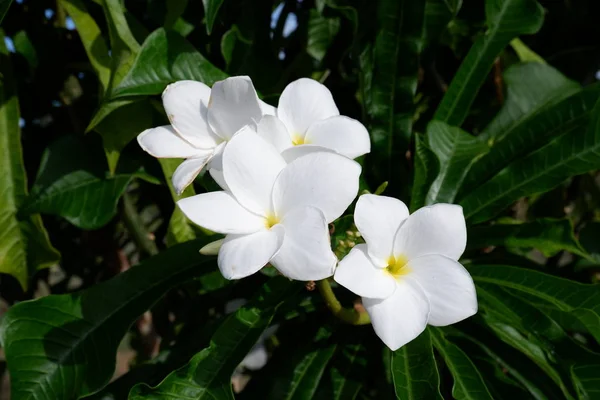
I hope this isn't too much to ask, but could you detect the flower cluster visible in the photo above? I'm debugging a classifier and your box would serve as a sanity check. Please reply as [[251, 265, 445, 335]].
[[137, 76, 477, 350]]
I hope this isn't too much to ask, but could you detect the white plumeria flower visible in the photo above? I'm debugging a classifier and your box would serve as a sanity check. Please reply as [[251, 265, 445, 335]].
[[177, 127, 361, 281], [256, 78, 371, 162], [334, 194, 477, 351], [137, 76, 275, 194]]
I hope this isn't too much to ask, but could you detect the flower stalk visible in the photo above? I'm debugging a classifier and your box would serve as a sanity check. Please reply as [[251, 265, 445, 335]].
[[317, 279, 371, 325]]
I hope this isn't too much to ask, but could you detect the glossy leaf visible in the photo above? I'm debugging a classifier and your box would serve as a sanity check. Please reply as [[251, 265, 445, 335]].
[[431, 328, 494, 400], [19, 136, 133, 230], [307, 9, 340, 62], [111, 28, 227, 98], [410, 134, 440, 211], [0, 238, 218, 400], [425, 121, 488, 204], [461, 97, 600, 223], [434, 0, 544, 126], [0, 30, 60, 289], [203, 0, 224, 34], [129, 277, 299, 400], [391, 329, 442, 399]]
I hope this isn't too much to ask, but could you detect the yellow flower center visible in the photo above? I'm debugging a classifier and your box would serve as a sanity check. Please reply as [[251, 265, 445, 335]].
[[386, 255, 410, 278], [291, 133, 308, 146], [264, 214, 280, 229]]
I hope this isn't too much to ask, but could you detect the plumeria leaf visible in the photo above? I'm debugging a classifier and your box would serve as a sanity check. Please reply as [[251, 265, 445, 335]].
[[307, 9, 341, 62], [571, 363, 600, 399], [430, 328, 494, 400], [460, 96, 600, 223], [0, 31, 60, 290], [314, 341, 366, 400], [203, 0, 225, 34], [391, 329, 443, 399], [129, 277, 299, 400], [410, 134, 440, 211], [433, 0, 544, 126], [0, 238, 218, 400], [111, 28, 226, 98]]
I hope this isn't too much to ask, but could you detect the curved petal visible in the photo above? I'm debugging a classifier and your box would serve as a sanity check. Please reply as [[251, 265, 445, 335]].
[[304, 116, 371, 159], [172, 153, 213, 195], [207, 76, 262, 139], [209, 168, 229, 191], [280, 144, 336, 163], [223, 127, 286, 215], [277, 78, 339, 136], [260, 100, 277, 116], [162, 81, 221, 148], [257, 115, 293, 153], [137, 126, 203, 158], [242, 343, 269, 371], [355, 194, 409, 266], [272, 152, 361, 223], [269, 206, 336, 281], [218, 225, 284, 280], [177, 191, 265, 234], [334, 244, 396, 299], [363, 278, 430, 351], [408, 255, 477, 326], [394, 204, 467, 261]]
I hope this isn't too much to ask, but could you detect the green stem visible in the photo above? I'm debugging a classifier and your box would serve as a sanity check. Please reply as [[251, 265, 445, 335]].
[[317, 279, 371, 325], [122, 192, 159, 257]]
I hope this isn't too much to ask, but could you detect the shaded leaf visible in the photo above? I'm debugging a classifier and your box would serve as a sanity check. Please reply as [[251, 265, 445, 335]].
[[203, 0, 225, 34], [307, 9, 341, 62], [0, 0, 12, 24], [315, 342, 366, 400], [410, 134, 440, 211]]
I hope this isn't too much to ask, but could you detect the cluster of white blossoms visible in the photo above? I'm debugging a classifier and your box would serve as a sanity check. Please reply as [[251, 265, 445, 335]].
[[137, 76, 477, 351]]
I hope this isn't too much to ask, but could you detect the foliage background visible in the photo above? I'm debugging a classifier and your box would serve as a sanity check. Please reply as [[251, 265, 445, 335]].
[[0, 0, 600, 399]]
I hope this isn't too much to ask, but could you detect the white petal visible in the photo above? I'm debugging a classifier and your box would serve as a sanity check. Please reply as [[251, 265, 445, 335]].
[[260, 100, 277, 116], [280, 144, 336, 163], [218, 226, 284, 280], [277, 78, 339, 136], [355, 194, 409, 265], [257, 115, 293, 153], [269, 206, 336, 281], [162, 81, 222, 148], [177, 191, 265, 234], [364, 278, 430, 351], [242, 343, 269, 371], [223, 127, 286, 215], [172, 154, 213, 195], [137, 126, 203, 158], [207, 76, 262, 139], [393, 204, 467, 261], [334, 244, 396, 299], [272, 152, 361, 223], [209, 168, 229, 191], [304, 116, 371, 159], [408, 255, 477, 326]]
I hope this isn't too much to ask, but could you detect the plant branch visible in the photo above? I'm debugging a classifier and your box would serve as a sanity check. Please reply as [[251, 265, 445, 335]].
[[122, 192, 159, 257], [317, 279, 371, 325]]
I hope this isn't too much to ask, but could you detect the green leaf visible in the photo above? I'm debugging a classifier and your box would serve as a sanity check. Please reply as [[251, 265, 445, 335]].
[[316, 342, 366, 400], [431, 328, 494, 400], [461, 96, 600, 223], [510, 38, 545, 64], [410, 134, 440, 211], [202, 0, 224, 34], [13, 30, 38, 70], [60, 0, 112, 92], [0, 238, 217, 400], [129, 276, 298, 400], [467, 218, 589, 258], [460, 83, 600, 199], [111, 28, 226, 98], [571, 363, 600, 399], [423, 0, 454, 45], [469, 265, 600, 342], [391, 329, 442, 399], [425, 121, 488, 204], [19, 136, 133, 230], [0, 29, 60, 290], [307, 9, 341, 62], [434, 0, 544, 126], [0, 0, 12, 24]]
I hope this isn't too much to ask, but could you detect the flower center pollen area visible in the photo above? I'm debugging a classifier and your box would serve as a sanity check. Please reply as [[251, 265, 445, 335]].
[[265, 214, 280, 229], [386, 255, 410, 278], [291, 133, 307, 146]]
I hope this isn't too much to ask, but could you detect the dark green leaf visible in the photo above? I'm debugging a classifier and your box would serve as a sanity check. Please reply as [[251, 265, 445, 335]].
[[461, 97, 600, 223], [111, 28, 226, 99], [431, 328, 494, 400], [307, 9, 341, 62], [425, 121, 488, 204], [0, 238, 217, 400], [0, 0, 12, 24], [0, 29, 60, 289], [434, 0, 544, 126], [571, 363, 600, 399], [315, 342, 366, 400], [423, 0, 454, 45], [202, 0, 224, 34], [12, 30, 38, 70], [391, 329, 442, 399], [410, 134, 440, 211], [129, 277, 299, 400]]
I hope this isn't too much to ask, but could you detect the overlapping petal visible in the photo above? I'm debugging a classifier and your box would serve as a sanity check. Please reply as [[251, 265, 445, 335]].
[[256, 115, 293, 153], [137, 126, 202, 158], [218, 225, 285, 280], [334, 244, 396, 299], [354, 195, 409, 266], [277, 78, 339, 137], [393, 204, 467, 261], [223, 127, 286, 215], [304, 116, 371, 159], [280, 145, 336, 163], [270, 206, 336, 281], [177, 191, 265, 234], [408, 255, 477, 326], [272, 152, 361, 223], [363, 278, 430, 351], [172, 153, 213, 195]]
